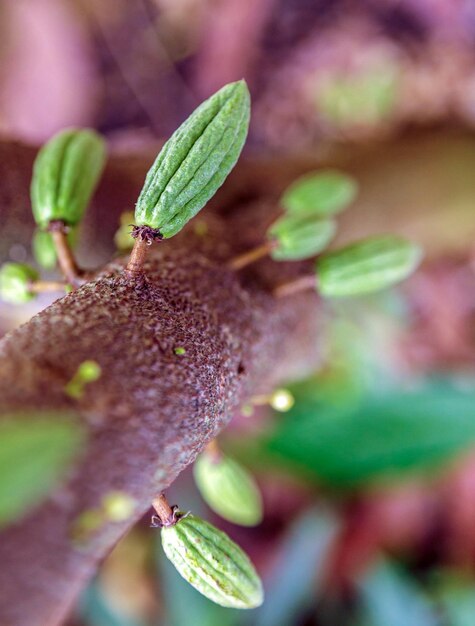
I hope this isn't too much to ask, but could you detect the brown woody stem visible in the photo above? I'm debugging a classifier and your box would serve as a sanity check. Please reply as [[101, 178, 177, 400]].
[[228, 240, 276, 270], [152, 493, 174, 523], [49, 222, 82, 287], [205, 439, 222, 462], [126, 238, 149, 276], [274, 275, 317, 298]]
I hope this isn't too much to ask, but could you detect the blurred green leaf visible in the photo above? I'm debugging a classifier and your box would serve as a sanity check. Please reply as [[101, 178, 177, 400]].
[[79, 582, 145, 626], [0, 412, 85, 528], [357, 560, 439, 626], [249, 508, 338, 626], [316, 65, 398, 127], [433, 572, 475, 626], [266, 382, 475, 487]]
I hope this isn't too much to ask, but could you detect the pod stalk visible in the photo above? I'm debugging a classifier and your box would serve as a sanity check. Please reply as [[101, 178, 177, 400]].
[[273, 274, 317, 298], [48, 221, 83, 287], [228, 240, 276, 271]]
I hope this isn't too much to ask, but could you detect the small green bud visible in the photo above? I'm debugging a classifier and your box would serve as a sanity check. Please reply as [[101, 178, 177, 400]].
[[0, 263, 38, 304], [101, 491, 136, 522], [317, 235, 423, 297], [135, 80, 250, 238], [268, 214, 336, 261], [114, 212, 135, 251], [270, 388, 295, 412], [161, 513, 264, 609], [194, 453, 263, 526], [31, 128, 106, 228], [281, 170, 357, 217], [174, 347, 186, 356], [65, 360, 102, 399]]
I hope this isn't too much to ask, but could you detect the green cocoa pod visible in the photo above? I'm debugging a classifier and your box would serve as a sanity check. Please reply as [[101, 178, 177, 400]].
[[268, 214, 336, 261], [194, 452, 263, 526], [31, 128, 106, 228], [317, 235, 423, 297], [281, 170, 357, 217], [0, 263, 38, 304], [32, 230, 57, 269], [135, 80, 250, 238], [161, 513, 263, 609]]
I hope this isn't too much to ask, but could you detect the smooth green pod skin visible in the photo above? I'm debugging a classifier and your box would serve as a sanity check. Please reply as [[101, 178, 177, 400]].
[[0, 263, 39, 304], [194, 453, 263, 527], [135, 80, 250, 238], [317, 235, 423, 297], [31, 128, 106, 228], [268, 214, 336, 261], [161, 514, 263, 609], [281, 170, 358, 217], [32, 230, 57, 269]]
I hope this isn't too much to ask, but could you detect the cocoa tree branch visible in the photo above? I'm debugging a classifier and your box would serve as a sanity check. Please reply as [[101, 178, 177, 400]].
[[0, 227, 321, 626], [2, 128, 475, 624]]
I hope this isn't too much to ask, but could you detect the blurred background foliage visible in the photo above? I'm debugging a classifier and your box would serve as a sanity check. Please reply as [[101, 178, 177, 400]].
[[3, 0, 475, 625]]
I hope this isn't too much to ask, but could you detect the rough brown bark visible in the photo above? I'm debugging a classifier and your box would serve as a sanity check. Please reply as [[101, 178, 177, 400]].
[[2, 128, 475, 625], [0, 145, 321, 626]]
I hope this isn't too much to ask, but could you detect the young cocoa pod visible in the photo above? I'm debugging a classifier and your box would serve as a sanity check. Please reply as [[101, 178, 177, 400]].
[[281, 169, 357, 217], [0, 263, 38, 304], [161, 513, 264, 609], [134, 80, 250, 238], [31, 128, 106, 228], [317, 235, 422, 297], [268, 214, 336, 261], [194, 452, 263, 526]]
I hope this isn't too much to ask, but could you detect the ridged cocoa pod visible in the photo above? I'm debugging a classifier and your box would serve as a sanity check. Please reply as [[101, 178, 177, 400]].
[[317, 235, 422, 297], [31, 128, 106, 228], [135, 80, 250, 238], [161, 514, 264, 609], [194, 452, 263, 526]]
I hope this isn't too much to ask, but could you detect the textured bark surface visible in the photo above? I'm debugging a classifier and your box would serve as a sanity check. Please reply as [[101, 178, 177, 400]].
[[2, 129, 475, 625], [0, 143, 321, 626]]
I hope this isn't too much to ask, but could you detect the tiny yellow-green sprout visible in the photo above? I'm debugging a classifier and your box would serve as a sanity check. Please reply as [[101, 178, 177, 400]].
[[0, 263, 39, 304], [317, 235, 423, 297], [267, 214, 336, 261], [193, 221, 209, 237], [174, 347, 186, 356], [161, 513, 264, 608], [194, 452, 263, 526], [270, 388, 295, 412], [102, 491, 136, 522], [65, 360, 102, 399], [114, 212, 135, 251], [31, 128, 106, 229], [71, 509, 104, 543], [241, 404, 254, 417], [281, 170, 358, 217]]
